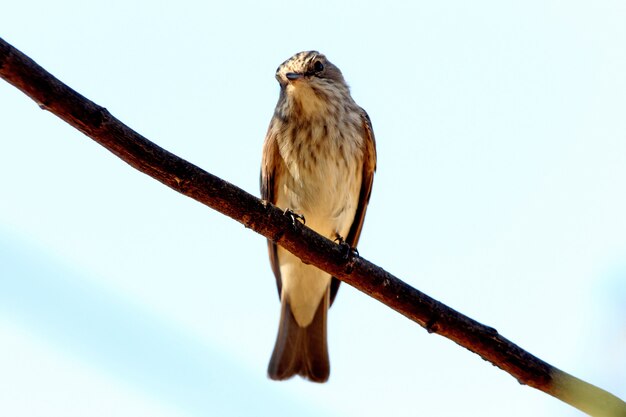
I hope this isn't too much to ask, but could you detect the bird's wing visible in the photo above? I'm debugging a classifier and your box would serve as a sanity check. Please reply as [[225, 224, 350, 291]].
[[261, 122, 285, 298], [346, 108, 377, 247]]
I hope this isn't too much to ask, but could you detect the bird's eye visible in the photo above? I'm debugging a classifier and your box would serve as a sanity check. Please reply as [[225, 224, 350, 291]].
[[313, 61, 324, 73]]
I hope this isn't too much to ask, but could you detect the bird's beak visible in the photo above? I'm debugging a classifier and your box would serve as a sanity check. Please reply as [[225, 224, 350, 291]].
[[286, 72, 303, 81]]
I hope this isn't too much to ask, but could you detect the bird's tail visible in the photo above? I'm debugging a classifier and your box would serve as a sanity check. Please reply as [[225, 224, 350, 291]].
[[268, 294, 330, 383]]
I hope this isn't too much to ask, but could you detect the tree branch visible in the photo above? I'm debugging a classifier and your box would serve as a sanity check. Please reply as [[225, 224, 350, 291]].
[[1, 37, 624, 417]]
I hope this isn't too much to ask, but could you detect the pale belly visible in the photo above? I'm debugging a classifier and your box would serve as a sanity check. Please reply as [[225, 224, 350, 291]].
[[275, 149, 363, 327]]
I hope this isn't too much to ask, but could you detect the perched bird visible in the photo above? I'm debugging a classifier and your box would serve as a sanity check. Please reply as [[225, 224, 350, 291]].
[[261, 51, 376, 382]]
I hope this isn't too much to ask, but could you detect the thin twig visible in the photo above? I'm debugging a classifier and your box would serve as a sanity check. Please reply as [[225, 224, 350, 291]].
[[1, 37, 624, 417]]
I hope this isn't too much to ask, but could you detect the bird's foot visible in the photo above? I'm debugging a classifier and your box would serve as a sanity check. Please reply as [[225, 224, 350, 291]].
[[334, 234, 359, 261], [284, 208, 306, 229]]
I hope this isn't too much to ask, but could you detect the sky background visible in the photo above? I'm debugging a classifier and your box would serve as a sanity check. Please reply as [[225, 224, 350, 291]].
[[1, 1, 625, 416]]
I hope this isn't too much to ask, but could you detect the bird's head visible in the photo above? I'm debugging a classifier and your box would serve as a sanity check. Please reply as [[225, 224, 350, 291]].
[[275, 51, 350, 116]]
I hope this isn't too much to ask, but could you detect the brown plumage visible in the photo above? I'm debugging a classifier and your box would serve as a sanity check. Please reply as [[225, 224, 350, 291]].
[[261, 51, 376, 382]]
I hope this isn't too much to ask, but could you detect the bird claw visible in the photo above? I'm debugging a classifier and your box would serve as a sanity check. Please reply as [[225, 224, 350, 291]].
[[284, 208, 305, 228], [334, 234, 359, 261]]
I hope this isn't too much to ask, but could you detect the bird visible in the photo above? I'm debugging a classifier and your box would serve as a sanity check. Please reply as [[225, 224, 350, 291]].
[[260, 51, 376, 382]]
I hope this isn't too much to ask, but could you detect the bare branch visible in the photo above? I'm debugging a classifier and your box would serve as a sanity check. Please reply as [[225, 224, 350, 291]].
[[1, 37, 624, 417]]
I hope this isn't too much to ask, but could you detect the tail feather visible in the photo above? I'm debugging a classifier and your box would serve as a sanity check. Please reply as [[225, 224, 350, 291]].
[[268, 295, 330, 383]]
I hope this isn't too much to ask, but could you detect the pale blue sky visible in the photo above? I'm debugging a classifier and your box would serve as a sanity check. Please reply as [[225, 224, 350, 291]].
[[1, 1, 625, 416]]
